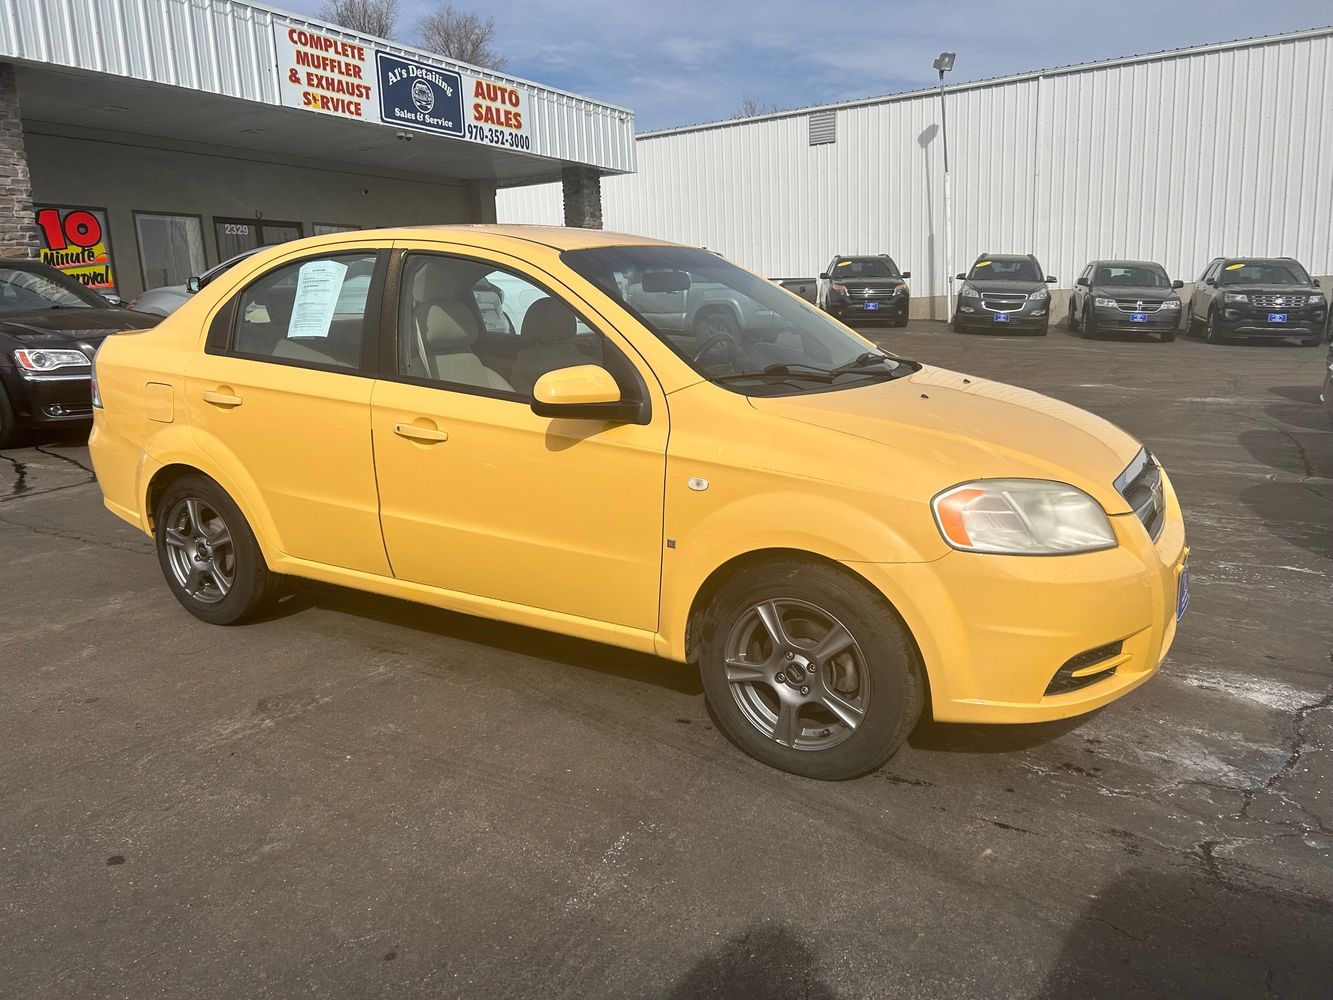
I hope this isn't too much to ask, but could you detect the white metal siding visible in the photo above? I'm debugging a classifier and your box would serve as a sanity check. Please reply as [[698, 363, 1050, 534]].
[[499, 28, 1333, 302], [0, 0, 636, 173]]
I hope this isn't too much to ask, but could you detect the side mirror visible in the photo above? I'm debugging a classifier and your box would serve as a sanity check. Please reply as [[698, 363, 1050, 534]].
[[955, 272, 966, 281], [1045, 276, 1057, 283], [641, 270, 690, 293], [901, 271, 912, 279], [102, 293, 123, 306], [1172, 279, 1184, 289], [531, 364, 636, 422], [186, 276, 202, 294], [818, 272, 830, 280], [1205, 277, 1216, 286], [1076, 277, 1090, 287]]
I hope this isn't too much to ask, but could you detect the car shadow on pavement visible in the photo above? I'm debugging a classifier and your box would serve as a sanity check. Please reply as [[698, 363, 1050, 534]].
[[907, 713, 1091, 754], [1237, 429, 1332, 480], [1237, 481, 1333, 561], [660, 923, 837, 1000], [262, 581, 704, 696], [1269, 384, 1325, 404], [1035, 866, 1333, 999]]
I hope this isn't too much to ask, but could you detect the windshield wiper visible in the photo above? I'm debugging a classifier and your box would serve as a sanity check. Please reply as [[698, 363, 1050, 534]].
[[828, 352, 921, 377], [712, 363, 837, 384]]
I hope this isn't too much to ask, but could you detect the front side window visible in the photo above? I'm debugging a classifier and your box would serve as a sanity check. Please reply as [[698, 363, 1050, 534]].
[[0, 265, 102, 313], [562, 245, 918, 396], [232, 252, 377, 369], [1220, 261, 1310, 286], [969, 258, 1042, 281], [398, 254, 605, 398], [136, 212, 206, 290]]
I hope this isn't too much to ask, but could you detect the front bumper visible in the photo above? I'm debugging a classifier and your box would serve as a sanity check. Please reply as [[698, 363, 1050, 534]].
[[0, 367, 95, 427], [832, 295, 908, 320], [955, 304, 1048, 330], [1218, 305, 1326, 338], [1091, 306, 1181, 333], [852, 470, 1187, 724]]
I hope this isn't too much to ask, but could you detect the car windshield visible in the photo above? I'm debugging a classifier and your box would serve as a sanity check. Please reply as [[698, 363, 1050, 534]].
[[562, 245, 917, 395], [0, 266, 100, 312], [969, 259, 1042, 281], [1094, 265, 1170, 288], [1220, 262, 1310, 285], [832, 258, 898, 278]]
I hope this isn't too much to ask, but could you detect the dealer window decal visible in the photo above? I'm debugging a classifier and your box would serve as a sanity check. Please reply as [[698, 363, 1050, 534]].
[[36, 205, 118, 294]]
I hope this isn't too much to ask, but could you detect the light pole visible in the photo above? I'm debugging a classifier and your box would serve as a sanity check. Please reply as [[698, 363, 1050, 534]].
[[933, 51, 956, 321]]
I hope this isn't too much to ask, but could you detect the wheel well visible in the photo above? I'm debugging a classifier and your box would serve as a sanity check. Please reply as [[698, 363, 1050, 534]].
[[683, 548, 932, 710], [692, 303, 741, 331], [145, 463, 210, 532]]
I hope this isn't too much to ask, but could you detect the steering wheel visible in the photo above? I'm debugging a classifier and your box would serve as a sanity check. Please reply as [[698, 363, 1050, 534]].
[[693, 332, 739, 366]]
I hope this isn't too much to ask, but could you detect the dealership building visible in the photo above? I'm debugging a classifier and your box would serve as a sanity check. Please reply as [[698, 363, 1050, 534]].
[[498, 27, 1333, 317], [0, 0, 633, 299]]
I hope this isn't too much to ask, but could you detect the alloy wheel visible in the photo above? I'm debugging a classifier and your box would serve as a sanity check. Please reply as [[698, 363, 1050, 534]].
[[723, 598, 870, 751], [162, 497, 236, 605]]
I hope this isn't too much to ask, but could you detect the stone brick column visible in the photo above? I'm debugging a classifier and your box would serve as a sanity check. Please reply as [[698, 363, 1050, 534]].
[[0, 64, 36, 258], [561, 165, 602, 229]]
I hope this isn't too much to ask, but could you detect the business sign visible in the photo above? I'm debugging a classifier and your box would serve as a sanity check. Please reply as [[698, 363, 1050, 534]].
[[35, 206, 118, 294], [273, 19, 532, 152], [376, 52, 464, 137], [274, 20, 375, 121]]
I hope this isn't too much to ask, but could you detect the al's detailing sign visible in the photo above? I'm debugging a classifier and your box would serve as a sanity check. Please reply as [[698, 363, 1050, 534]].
[[376, 53, 464, 137]]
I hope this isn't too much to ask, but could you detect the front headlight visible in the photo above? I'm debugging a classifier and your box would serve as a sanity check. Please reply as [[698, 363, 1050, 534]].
[[1161, 299, 1181, 309], [894, 283, 908, 295], [13, 348, 91, 372], [1224, 292, 1248, 304], [932, 480, 1116, 555], [1094, 297, 1117, 308], [1309, 293, 1325, 306], [831, 283, 849, 294], [960, 285, 979, 298], [1028, 289, 1049, 301]]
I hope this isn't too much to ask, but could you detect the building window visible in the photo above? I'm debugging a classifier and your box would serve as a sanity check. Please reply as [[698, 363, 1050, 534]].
[[134, 212, 205, 290], [214, 218, 305, 261], [313, 223, 359, 236]]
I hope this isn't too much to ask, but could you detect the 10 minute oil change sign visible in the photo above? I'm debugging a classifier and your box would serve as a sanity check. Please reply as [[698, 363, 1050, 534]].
[[375, 51, 531, 151]]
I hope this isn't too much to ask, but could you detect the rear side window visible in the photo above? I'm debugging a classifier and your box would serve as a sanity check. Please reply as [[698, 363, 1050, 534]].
[[232, 253, 378, 370]]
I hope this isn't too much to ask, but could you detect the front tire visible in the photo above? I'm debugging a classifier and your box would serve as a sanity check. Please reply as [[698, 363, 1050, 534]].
[[699, 560, 925, 780], [1204, 308, 1225, 344], [0, 381, 20, 450], [1082, 306, 1098, 339], [154, 474, 280, 625]]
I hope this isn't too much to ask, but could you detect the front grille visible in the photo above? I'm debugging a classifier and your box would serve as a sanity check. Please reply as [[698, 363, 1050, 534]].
[[1113, 298, 1165, 311], [1046, 640, 1124, 695], [981, 292, 1026, 312], [1115, 449, 1165, 541], [853, 287, 896, 298], [1251, 293, 1306, 308]]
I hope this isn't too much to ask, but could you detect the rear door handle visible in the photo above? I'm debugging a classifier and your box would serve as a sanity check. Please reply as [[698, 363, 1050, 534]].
[[202, 390, 243, 408], [394, 422, 449, 443]]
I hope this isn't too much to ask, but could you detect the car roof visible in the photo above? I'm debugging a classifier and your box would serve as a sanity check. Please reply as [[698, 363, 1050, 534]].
[[1090, 260, 1165, 269], [974, 253, 1036, 262], [353, 224, 676, 252]]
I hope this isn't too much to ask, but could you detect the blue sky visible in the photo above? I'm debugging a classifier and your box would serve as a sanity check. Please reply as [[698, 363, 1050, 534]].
[[277, 1, 1331, 130]]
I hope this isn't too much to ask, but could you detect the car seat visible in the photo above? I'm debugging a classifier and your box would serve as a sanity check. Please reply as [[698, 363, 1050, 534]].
[[510, 297, 587, 394]]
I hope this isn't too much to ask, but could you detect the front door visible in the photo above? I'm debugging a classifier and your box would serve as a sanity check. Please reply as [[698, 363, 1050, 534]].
[[370, 248, 669, 630], [184, 247, 390, 575]]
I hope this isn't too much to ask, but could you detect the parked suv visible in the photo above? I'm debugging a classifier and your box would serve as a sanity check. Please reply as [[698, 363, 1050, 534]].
[[1067, 260, 1184, 342], [89, 226, 1187, 781], [1186, 257, 1326, 345], [0, 258, 157, 448], [953, 254, 1056, 334], [817, 255, 911, 327]]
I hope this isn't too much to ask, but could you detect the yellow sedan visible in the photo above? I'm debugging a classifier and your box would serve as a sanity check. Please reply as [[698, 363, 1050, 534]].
[[88, 226, 1188, 779]]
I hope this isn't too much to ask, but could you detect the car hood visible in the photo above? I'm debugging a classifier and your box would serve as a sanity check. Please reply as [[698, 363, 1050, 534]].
[[964, 278, 1046, 294], [748, 366, 1143, 512], [0, 308, 159, 344], [1220, 284, 1320, 296], [1091, 284, 1177, 299], [833, 278, 904, 288]]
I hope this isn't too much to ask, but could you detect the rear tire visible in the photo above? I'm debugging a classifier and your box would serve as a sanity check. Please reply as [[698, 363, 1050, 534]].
[[153, 474, 281, 625], [0, 382, 20, 450], [1066, 301, 1079, 332], [698, 559, 925, 780]]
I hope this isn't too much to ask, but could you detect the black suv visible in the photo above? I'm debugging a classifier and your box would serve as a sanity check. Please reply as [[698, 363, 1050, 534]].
[[1186, 257, 1326, 345], [1067, 260, 1184, 342], [0, 259, 158, 448], [953, 254, 1056, 334], [817, 255, 911, 327]]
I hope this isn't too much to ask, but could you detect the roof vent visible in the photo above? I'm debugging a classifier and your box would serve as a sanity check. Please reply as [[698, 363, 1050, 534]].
[[808, 110, 837, 145]]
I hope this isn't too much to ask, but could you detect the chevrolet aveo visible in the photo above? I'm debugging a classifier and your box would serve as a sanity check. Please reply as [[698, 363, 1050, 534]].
[[89, 226, 1188, 780]]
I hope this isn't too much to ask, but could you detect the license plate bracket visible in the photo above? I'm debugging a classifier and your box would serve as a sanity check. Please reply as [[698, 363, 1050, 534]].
[[993, 313, 1010, 323], [863, 301, 879, 311], [1176, 563, 1191, 621], [1268, 313, 1288, 323], [1130, 312, 1148, 323]]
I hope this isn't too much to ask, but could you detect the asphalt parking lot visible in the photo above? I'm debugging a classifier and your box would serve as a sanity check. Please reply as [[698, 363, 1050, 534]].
[[2, 321, 1330, 999]]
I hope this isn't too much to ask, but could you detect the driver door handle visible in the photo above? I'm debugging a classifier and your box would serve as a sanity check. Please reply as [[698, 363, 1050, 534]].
[[394, 423, 449, 443], [201, 390, 243, 408]]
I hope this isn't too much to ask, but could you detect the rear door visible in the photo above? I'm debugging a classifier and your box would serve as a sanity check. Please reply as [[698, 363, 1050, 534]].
[[184, 246, 390, 574]]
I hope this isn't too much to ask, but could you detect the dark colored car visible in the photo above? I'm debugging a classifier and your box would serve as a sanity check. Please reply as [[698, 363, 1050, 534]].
[[953, 254, 1056, 334], [0, 259, 158, 448], [1067, 260, 1184, 342], [1323, 344, 1333, 426], [817, 255, 911, 327], [1186, 257, 1327, 345]]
